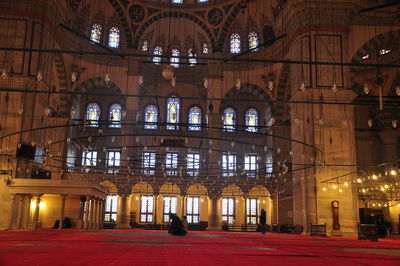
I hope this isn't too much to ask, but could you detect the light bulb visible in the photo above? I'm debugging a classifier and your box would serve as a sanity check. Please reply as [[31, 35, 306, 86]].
[[368, 119, 373, 128], [268, 80, 274, 91], [332, 83, 337, 92], [300, 82, 305, 91], [235, 79, 241, 89], [171, 76, 176, 87], [45, 107, 51, 116], [396, 85, 400, 96], [104, 73, 110, 84], [71, 72, 77, 83], [363, 83, 369, 94], [138, 75, 144, 86], [1, 69, 7, 79], [392, 120, 398, 128], [17, 107, 24, 116], [36, 71, 43, 82], [203, 78, 209, 89]]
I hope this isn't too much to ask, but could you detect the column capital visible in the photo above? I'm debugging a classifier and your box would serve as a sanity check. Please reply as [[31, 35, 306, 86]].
[[61, 194, 68, 199]]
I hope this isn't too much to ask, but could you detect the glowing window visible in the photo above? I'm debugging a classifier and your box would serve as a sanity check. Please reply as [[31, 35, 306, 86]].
[[222, 198, 235, 224], [188, 106, 202, 131], [165, 152, 178, 176], [248, 32, 259, 51], [106, 150, 121, 174], [246, 198, 258, 224], [153, 46, 162, 64], [222, 153, 236, 177], [82, 150, 97, 167], [198, 0, 208, 2], [187, 153, 200, 177], [172, 0, 183, 3], [230, 33, 241, 54], [244, 153, 258, 177], [90, 24, 102, 43], [166, 96, 180, 130], [140, 196, 153, 223], [86, 103, 101, 127], [108, 27, 120, 48], [142, 40, 149, 52], [188, 48, 197, 66], [186, 197, 200, 223], [245, 108, 258, 132], [223, 107, 236, 132], [108, 103, 122, 128], [170, 48, 180, 68], [163, 196, 178, 222], [142, 151, 156, 175], [104, 195, 118, 222], [144, 105, 158, 130], [202, 43, 209, 54]]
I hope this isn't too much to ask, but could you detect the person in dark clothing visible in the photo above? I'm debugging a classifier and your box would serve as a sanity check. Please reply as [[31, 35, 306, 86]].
[[259, 209, 267, 234], [168, 214, 186, 236]]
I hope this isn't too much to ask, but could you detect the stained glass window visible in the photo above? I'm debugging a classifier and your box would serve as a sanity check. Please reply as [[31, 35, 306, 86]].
[[245, 108, 258, 132], [144, 105, 158, 130], [166, 96, 180, 130], [188, 48, 197, 66], [188, 106, 202, 131], [86, 103, 101, 127], [108, 103, 122, 128], [170, 48, 180, 68], [202, 43, 209, 54], [153, 46, 162, 64], [223, 107, 236, 132], [90, 24, 102, 43], [248, 32, 259, 51], [230, 33, 241, 54], [108, 27, 120, 48], [142, 40, 149, 52]]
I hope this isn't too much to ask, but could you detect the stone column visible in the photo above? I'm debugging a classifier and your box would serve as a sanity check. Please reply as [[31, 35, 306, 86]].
[[96, 199, 101, 230], [58, 195, 67, 230], [16, 195, 24, 229], [89, 197, 95, 230], [93, 199, 98, 230], [23, 194, 32, 229], [153, 194, 158, 225], [116, 194, 130, 229], [8, 194, 16, 229], [99, 199, 104, 230], [243, 196, 247, 226], [207, 196, 221, 230], [380, 130, 400, 234], [84, 196, 90, 230], [32, 194, 42, 230]]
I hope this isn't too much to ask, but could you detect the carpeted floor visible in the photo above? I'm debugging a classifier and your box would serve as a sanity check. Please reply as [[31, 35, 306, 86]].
[[0, 229, 399, 265]]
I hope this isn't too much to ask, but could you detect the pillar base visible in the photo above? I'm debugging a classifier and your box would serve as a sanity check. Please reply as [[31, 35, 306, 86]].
[[115, 224, 131, 229], [207, 226, 221, 231], [332, 229, 343, 237]]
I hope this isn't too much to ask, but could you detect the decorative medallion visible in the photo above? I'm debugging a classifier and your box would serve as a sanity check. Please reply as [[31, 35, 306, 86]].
[[207, 8, 223, 26], [129, 5, 145, 23]]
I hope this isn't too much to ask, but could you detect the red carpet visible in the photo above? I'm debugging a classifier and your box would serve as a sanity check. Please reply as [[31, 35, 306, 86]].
[[0, 229, 399, 265]]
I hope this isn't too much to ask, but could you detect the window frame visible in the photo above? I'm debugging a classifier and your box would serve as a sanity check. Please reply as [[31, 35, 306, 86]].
[[166, 95, 180, 130], [85, 102, 101, 128], [104, 194, 118, 222], [188, 105, 202, 131], [165, 152, 179, 176], [246, 198, 259, 225], [187, 153, 200, 176], [144, 104, 159, 130], [140, 195, 154, 223], [153, 46, 163, 64], [186, 196, 200, 224], [142, 151, 156, 176], [223, 107, 236, 132], [108, 102, 122, 128], [230, 33, 241, 54], [245, 108, 259, 133], [244, 153, 259, 178], [106, 149, 121, 174], [222, 152, 237, 177], [222, 197, 235, 224], [90, 24, 102, 44], [108, 27, 120, 48], [163, 196, 178, 223], [248, 31, 259, 51]]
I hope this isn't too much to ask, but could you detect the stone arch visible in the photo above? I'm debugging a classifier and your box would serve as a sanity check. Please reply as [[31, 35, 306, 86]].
[[133, 11, 216, 49], [100, 181, 118, 193], [131, 182, 154, 194], [107, 0, 133, 47], [221, 184, 243, 197], [186, 183, 208, 195], [159, 182, 181, 195], [248, 185, 270, 198]]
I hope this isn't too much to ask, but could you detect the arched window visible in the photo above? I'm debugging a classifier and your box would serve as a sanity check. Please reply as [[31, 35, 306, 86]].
[[142, 40, 149, 52], [108, 27, 120, 48], [86, 103, 101, 127], [188, 106, 202, 131], [188, 48, 197, 66], [202, 42, 209, 54], [248, 32, 259, 51], [109, 103, 122, 128], [198, 0, 208, 2], [144, 105, 158, 130], [170, 49, 180, 68], [166, 96, 180, 130], [223, 107, 236, 132], [230, 33, 241, 54], [172, 0, 183, 3], [90, 24, 102, 43], [245, 108, 258, 132], [153, 46, 162, 64]]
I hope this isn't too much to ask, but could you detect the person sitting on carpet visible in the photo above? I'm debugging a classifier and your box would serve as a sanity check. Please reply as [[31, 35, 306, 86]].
[[168, 213, 186, 236]]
